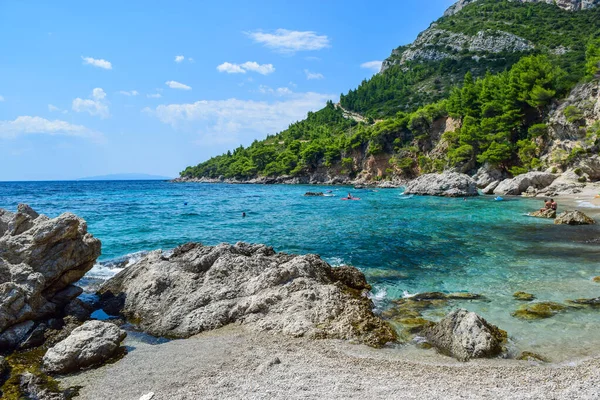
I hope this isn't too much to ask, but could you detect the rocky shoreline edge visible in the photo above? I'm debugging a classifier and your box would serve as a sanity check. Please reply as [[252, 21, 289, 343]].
[[2, 202, 600, 399], [172, 166, 600, 199]]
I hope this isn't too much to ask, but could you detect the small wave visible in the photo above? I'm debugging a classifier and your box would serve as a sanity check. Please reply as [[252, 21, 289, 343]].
[[326, 256, 345, 267], [398, 194, 414, 200], [368, 287, 388, 312], [402, 290, 416, 299], [86, 250, 149, 280], [576, 201, 600, 209]]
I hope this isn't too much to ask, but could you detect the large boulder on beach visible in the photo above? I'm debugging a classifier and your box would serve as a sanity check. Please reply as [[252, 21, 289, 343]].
[[554, 210, 595, 225], [403, 172, 478, 197], [0, 205, 101, 349], [493, 172, 557, 196], [99, 242, 397, 348], [422, 309, 506, 362], [43, 320, 126, 374]]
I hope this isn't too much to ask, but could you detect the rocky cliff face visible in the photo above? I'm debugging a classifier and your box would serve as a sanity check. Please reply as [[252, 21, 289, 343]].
[[381, 28, 533, 72], [444, 0, 600, 16]]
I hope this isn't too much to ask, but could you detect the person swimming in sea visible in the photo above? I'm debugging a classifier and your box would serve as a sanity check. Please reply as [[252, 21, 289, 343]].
[[242, 212, 246, 218]]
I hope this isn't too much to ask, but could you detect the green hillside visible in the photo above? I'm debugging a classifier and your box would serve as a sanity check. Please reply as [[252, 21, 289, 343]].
[[181, 0, 600, 181]]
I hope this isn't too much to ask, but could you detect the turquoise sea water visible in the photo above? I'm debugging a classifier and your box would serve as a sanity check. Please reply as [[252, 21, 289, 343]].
[[1, 180, 599, 361]]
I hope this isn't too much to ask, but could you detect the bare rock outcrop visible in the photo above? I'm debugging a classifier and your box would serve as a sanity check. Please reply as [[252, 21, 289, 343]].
[[554, 210, 596, 225], [0, 205, 101, 350], [422, 309, 506, 362], [403, 172, 479, 197], [445, 0, 600, 16], [99, 242, 396, 348], [43, 320, 126, 374], [493, 172, 557, 195]]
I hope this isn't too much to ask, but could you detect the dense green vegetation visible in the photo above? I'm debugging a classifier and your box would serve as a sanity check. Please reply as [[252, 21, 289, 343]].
[[340, 0, 600, 118], [181, 0, 600, 181]]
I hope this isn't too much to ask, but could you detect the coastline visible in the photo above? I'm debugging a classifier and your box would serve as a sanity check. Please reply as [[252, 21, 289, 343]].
[[60, 325, 600, 400], [170, 175, 406, 188]]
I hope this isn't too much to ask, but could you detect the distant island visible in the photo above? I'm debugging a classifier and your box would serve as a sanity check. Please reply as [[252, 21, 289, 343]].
[[78, 173, 173, 181]]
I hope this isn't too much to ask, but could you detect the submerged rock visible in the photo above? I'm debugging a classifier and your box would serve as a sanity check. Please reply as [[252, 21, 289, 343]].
[[0, 205, 101, 350], [304, 192, 324, 197], [422, 309, 506, 362], [493, 172, 557, 196], [512, 302, 566, 320], [99, 242, 396, 348], [567, 297, 600, 307], [513, 292, 536, 301], [517, 351, 550, 363], [554, 210, 595, 225], [593, 276, 600, 283], [42, 320, 126, 374], [529, 209, 556, 219], [403, 172, 479, 197]]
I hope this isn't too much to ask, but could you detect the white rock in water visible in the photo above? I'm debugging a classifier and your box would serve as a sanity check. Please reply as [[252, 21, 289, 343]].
[[422, 309, 506, 362]]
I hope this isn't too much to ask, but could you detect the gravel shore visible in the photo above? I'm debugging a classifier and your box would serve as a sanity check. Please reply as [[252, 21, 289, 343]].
[[60, 325, 600, 400]]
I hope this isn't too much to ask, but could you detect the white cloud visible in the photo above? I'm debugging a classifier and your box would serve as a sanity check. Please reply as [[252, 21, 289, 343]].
[[175, 55, 185, 63], [119, 90, 139, 96], [304, 69, 324, 80], [217, 61, 275, 75], [147, 91, 332, 146], [81, 56, 112, 70], [0, 116, 103, 142], [147, 93, 162, 98], [72, 88, 110, 118], [188, 57, 195, 63], [246, 29, 330, 53], [92, 88, 106, 100], [0, 95, 4, 102], [48, 104, 60, 112], [360, 60, 383, 72], [165, 80, 192, 90], [258, 85, 293, 96], [217, 62, 245, 74]]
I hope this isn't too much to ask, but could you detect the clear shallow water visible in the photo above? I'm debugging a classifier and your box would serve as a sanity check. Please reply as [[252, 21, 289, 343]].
[[1, 180, 599, 361]]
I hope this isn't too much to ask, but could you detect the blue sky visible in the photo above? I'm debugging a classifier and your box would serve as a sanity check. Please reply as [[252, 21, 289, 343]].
[[0, 0, 455, 181]]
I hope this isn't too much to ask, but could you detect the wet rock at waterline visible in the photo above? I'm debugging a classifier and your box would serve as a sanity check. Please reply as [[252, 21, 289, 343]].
[[512, 302, 566, 320], [99, 242, 397, 348], [529, 209, 556, 219], [554, 210, 596, 225], [403, 172, 479, 197], [567, 297, 600, 307], [43, 320, 127, 374], [421, 309, 507, 362], [0, 204, 101, 350], [513, 292, 536, 301], [517, 351, 550, 363]]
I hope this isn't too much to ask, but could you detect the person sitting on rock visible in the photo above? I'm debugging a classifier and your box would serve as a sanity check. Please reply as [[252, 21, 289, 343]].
[[540, 199, 552, 212], [550, 199, 557, 211]]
